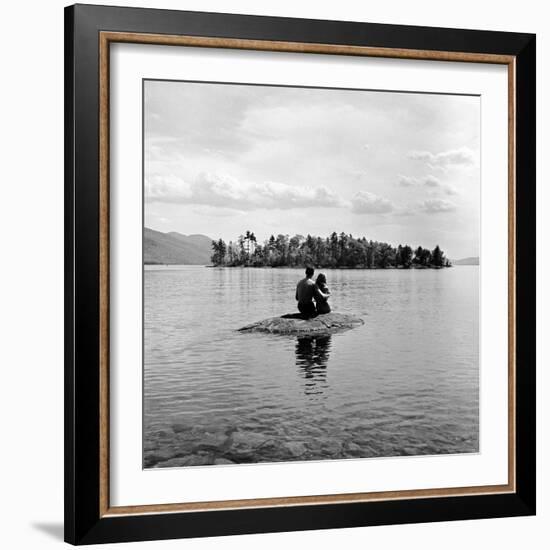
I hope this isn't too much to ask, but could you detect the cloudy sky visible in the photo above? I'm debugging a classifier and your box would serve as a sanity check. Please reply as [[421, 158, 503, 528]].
[[144, 79, 480, 259]]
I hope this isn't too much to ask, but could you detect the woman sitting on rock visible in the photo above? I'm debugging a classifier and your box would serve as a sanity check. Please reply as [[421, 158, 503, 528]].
[[314, 273, 331, 314]]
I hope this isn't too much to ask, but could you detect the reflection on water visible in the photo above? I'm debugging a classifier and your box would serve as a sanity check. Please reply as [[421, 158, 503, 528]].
[[143, 266, 479, 468], [295, 336, 331, 396]]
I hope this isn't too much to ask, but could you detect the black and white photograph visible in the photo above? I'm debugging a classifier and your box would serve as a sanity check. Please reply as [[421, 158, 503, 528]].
[[143, 79, 480, 469]]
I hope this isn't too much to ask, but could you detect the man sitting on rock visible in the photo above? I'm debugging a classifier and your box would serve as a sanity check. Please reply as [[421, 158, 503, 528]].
[[295, 266, 329, 319]]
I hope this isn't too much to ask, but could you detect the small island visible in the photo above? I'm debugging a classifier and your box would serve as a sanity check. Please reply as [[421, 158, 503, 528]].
[[211, 230, 450, 269], [239, 312, 364, 336]]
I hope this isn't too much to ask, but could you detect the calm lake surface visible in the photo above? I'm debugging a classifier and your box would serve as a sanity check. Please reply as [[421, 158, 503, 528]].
[[144, 266, 479, 468]]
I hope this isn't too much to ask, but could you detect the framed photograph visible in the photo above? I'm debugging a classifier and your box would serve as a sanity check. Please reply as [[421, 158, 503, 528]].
[[64, 4, 536, 545]]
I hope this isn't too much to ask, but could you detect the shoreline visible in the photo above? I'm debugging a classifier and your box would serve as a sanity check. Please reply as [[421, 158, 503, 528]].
[[145, 263, 457, 269]]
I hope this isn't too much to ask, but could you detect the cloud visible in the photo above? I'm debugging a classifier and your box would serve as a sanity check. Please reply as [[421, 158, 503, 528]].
[[443, 185, 459, 196], [424, 175, 458, 195], [145, 172, 346, 210], [398, 174, 458, 195], [397, 175, 418, 187], [397, 174, 441, 187], [408, 147, 476, 169], [351, 191, 394, 214], [419, 198, 457, 213], [423, 175, 441, 187]]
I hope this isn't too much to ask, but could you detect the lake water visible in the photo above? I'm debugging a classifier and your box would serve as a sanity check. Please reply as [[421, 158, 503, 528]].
[[144, 266, 479, 468]]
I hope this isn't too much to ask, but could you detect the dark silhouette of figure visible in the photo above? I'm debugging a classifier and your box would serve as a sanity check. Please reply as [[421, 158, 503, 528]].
[[314, 272, 331, 314], [295, 267, 330, 318]]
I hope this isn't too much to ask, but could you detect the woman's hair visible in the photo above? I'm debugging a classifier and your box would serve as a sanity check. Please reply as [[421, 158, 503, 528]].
[[316, 273, 327, 286]]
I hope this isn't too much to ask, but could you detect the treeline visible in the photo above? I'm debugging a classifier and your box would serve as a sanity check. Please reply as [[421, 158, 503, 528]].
[[211, 231, 451, 269]]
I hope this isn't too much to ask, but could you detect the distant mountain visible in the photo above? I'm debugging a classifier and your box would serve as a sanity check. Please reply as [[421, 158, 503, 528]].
[[452, 257, 479, 265], [166, 232, 213, 251], [144, 228, 213, 265]]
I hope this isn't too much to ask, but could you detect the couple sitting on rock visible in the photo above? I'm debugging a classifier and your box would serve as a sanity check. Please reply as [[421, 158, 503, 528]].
[[295, 266, 331, 318]]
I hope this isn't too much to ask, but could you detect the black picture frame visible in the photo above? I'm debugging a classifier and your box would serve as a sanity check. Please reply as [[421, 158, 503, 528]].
[[65, 3, 536, 545]]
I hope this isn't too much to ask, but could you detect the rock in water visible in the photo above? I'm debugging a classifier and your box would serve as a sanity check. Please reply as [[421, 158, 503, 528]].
[[238, 312, 364, 336]]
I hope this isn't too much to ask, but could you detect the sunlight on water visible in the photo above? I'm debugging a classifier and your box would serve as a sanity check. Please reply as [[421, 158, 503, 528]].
[[144, 266, 479, 468]]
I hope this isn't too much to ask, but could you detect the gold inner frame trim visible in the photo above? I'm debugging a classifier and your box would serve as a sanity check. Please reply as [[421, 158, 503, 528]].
[[98, 31, 516, 518]]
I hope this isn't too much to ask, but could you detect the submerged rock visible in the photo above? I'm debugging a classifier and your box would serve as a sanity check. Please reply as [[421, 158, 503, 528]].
[[285, 441, 308, 457], [238, 312, 364, 336], [214, 457, 236, 465]]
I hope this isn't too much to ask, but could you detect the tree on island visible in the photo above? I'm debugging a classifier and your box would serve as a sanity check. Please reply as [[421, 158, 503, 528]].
[[211, 232, 451, 269], [396, 245, 413, 268], [413, 246, 433, 267], [432, 245, 444, 268], [211, 238, 226, 266]]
